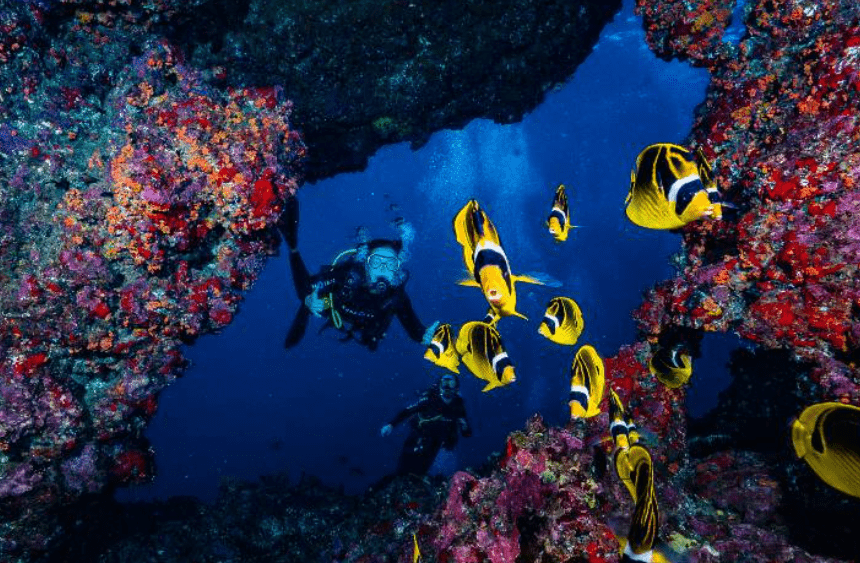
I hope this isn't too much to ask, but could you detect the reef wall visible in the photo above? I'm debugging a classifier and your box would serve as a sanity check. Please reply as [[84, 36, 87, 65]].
[[170, 0, 622, 182], [0, 0, 621, 559], [605, 0, 860, 559]]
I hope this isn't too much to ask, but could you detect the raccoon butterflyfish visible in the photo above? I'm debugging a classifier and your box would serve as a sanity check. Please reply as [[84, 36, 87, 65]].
[[412, 533, 421, 563], [538, 296, 584, 346], [547, 184, 570, 242], [453, 200, 542, 320], [455, 321, 516, 392], [648, 345, 693, 389], [625, 413, 641, 446], [609, 389, 631, 451], [625, 143, 723, 230], [618, 444, 662, 561], [791, 402, 860, 499], [569, 344, 605, 419], [610, 390, 637, 501], [423, 323, 460, 374]]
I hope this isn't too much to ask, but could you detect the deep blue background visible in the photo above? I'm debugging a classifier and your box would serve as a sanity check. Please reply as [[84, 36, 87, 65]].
[[119, 0, 737, 502]]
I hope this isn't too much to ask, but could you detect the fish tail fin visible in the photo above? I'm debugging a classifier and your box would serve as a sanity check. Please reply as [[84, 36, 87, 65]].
[[791, 419, 808, 458]]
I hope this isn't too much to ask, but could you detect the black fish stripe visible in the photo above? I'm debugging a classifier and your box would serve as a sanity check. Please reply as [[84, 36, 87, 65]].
[[569, 389, 588, 408], [473, 248, 512, 291], [549, 209, 566, 225], [429, 341, 443, 358], [471, 206, 485, 238], [610, 422, 628, 440], [674, 178, 706, 215], [554, 298, 567, 325], [493, 354, 513, 378], [541, 316, 556, 335], [575, 354, 592, 393]]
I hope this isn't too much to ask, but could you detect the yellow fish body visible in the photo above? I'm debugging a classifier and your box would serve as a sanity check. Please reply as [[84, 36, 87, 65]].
[[791, 402, 860, 499], [547, 184, 570, 242], [609, 389, 631, 452], [648, 345, 693, 389], [610, 390, 637, 501], [613, 444, 661, 562], [412, 533, 421, 563], [423, 323, 460, 374], [538, 296, 584, 346], [455, 321, 516, 392], [612, 403, 673, 563], [453, 200, 542, 320], [625, 143, 723, 230], [569, 344, 605, 419]]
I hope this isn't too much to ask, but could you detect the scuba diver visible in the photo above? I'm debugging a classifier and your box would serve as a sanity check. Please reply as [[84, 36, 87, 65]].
[[278, 197, 438, 351], [380, 373, 472, 476]]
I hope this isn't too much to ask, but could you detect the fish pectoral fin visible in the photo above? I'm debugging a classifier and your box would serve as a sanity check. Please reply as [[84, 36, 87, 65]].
[[457, 279, 481, 287], [586, 405, 602, 418], [513, 274, 545, 286], [481, 379, 503, 392]]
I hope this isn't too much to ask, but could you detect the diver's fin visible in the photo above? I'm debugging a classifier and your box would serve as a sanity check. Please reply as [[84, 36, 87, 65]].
[[278, 196, 300, 249], [513, 274, 545, 286], [284, 305, 310, 349], [457, 279, 481, 287]]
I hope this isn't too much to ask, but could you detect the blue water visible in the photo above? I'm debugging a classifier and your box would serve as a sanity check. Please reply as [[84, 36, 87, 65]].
[[119, 0, 720, 502]]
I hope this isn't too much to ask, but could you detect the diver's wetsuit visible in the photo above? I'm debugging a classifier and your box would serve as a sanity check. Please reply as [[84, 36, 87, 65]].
[[388, 390, 471, 476], [285, 250, 426, 350]]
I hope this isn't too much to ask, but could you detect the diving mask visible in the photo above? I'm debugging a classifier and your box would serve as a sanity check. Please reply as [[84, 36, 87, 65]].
[[440, 376, 459, 400], [367, 253, 401, 272]]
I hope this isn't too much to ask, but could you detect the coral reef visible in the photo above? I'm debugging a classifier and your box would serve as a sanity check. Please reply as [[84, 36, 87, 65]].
[[0, 8, 302, 555], [54, 416, 842, 562], [631, 0, 860, 403]]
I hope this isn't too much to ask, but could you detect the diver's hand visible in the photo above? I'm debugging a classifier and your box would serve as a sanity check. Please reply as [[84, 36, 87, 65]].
[[421, 321, 441, 346], [380, 424, 393, 438], [304, 289, 325, 317]]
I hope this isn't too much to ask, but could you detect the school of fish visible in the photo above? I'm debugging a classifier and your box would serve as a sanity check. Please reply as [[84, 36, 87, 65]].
[[414, 144, 856, 561]]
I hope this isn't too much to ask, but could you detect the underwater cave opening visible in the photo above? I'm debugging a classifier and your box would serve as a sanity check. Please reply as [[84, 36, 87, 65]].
[[116, 0, 713, 503]]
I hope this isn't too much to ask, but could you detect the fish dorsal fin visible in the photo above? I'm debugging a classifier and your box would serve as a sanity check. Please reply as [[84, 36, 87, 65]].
[[695, 147, 715, 187], [626, 171, 636, 204]]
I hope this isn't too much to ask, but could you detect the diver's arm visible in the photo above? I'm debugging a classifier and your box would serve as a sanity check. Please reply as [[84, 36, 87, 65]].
[[456, 399, 472, 437], [395, 292, 427, 343], [389, 398, 427, 427], [306, 262, 348, 295]]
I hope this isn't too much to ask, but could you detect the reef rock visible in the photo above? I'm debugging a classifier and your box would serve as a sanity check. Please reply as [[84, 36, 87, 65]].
[[170, 0, 622, 181]]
